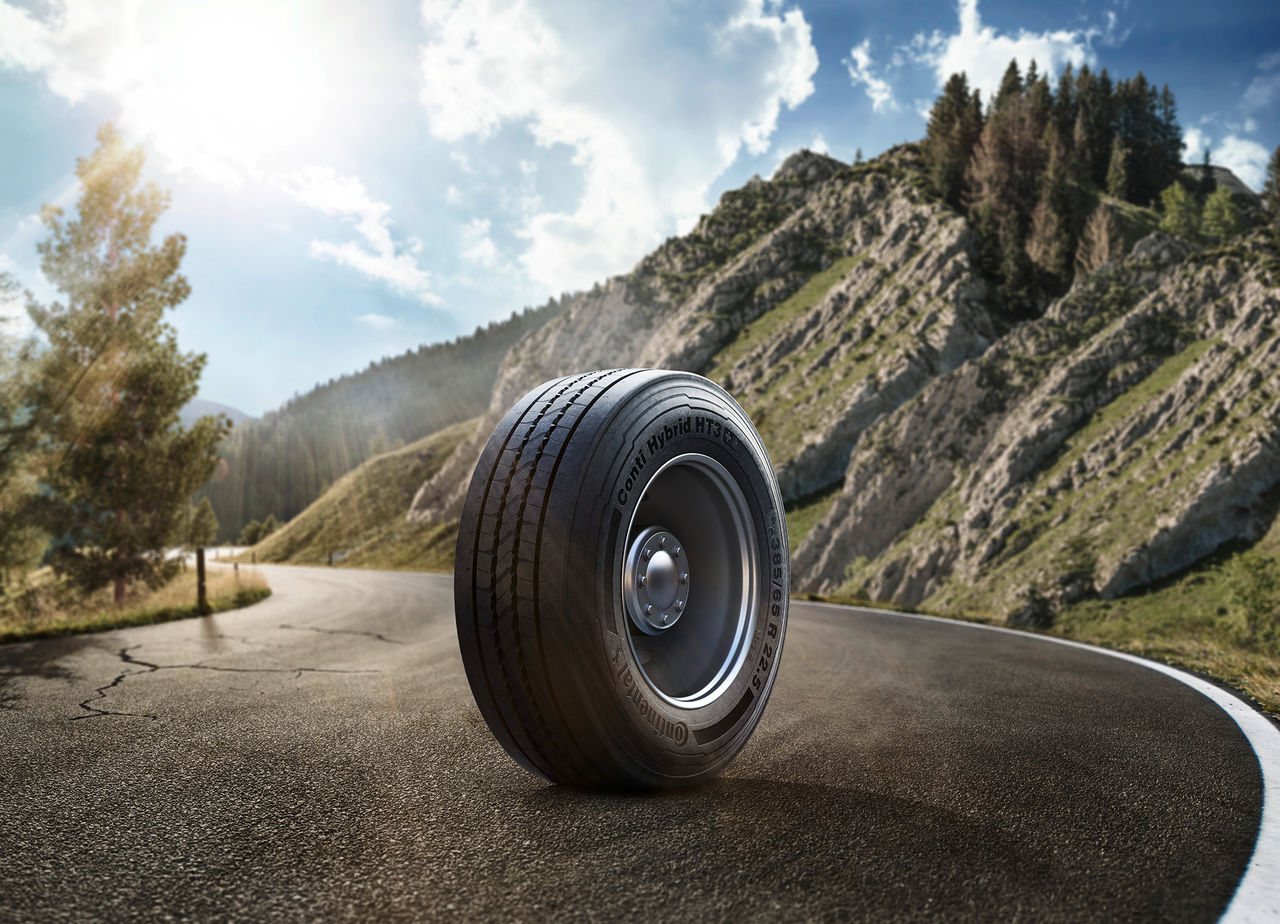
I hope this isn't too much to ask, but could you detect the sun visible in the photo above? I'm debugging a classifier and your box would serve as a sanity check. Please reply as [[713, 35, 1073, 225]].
[[131, 2, 333, 182]]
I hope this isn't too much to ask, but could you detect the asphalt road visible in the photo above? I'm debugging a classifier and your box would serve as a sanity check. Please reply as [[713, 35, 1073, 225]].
[[0, 566, 1265, 921]]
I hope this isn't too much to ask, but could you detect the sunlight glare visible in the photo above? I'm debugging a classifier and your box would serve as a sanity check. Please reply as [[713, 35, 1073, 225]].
[[136, 2, 332, 183]]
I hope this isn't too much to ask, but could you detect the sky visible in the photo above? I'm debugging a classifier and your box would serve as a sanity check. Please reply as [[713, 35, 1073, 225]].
[[1, 0, 1277, 417]]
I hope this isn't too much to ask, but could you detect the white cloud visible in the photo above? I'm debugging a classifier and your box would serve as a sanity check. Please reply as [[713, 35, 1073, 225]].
[[459, 217, 499, 267], [907, 0, 1098, 101], [354, 313, 399, 330], [1244, 117, 1259, 134], [418, 0, 818, 294], [1215, 135, 1270, 191], [279, 166, 440, 304], [1243, 72, 1280, 112], [809, 133, 830, 155], [845, 39, 896, 113], [449, 150, 475, 174], [1183, 127, 1208, 162], [0, 2, 55, 71], [0, 1, 439, 305]]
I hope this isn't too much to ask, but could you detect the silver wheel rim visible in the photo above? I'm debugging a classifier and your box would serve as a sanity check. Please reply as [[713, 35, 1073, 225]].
[[623, 452, 759, 709]]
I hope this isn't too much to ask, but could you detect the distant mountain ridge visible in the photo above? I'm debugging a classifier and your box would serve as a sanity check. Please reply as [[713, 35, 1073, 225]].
[[200, 297, 569, 541], [179, 398, 254, 428]]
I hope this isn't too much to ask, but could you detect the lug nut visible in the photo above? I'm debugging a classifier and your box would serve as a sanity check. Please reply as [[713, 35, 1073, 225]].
[[643, 549, 652, 560], [658, 536, 666, 547], [673, 547, 681, 556], [638, 574, 646, 586], [675, 600, 684, 611], [680, 572, 688, 584], [661, 613, 669, 624], [644, 604, 654, 615]]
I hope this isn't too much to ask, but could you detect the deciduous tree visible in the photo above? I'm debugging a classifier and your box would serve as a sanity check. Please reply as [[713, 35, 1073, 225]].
[[1159, 181, 1201, 241], [1202, 187, 1242, 243]]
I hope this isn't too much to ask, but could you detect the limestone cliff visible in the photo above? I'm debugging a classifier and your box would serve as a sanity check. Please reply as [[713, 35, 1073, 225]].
[[409, 143, 1279, 622]]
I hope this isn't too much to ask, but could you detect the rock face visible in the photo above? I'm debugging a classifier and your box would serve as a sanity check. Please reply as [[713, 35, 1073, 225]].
[[793, 229, 1280, 613], [409, 146, 997, 520], [410, 142, 1280, 622]]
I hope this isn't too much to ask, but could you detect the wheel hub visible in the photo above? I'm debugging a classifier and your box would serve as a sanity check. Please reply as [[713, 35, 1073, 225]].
[[624, 527, 690, 635]]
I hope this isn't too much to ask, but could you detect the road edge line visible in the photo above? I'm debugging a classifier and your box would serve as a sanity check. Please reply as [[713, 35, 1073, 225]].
[[797, 599, 1280, 923]]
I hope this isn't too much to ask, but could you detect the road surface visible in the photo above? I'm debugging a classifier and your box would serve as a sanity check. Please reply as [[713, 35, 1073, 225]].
[[0, 566, 1268, 920]]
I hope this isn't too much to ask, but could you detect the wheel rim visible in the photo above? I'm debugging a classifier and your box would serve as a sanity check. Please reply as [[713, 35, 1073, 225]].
[[623, 452, 759, 709]]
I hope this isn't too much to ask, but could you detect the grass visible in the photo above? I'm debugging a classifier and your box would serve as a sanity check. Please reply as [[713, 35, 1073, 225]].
[[707, 253, 868, 382], [785, 484, 842, 556], [0, 565, 271, 643], [803, 513, 1280, 719], [245, 418, 474, 573]]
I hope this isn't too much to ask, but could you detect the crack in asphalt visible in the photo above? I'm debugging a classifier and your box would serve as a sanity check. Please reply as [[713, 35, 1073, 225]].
[[73, 645, 380, 721], [279, 623, 404, 645]]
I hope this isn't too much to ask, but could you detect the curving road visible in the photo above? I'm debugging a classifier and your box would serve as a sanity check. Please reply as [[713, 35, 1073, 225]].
[[0, 566, 1269, 921]]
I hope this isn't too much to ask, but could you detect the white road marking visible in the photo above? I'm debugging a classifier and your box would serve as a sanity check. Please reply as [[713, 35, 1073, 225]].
[[797, 600, 1280, 923]]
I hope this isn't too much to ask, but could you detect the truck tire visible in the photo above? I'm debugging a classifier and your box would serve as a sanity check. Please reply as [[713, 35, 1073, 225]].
[[454, 369, 789, 789]]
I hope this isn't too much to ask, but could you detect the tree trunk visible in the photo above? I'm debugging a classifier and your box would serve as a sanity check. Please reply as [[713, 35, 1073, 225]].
[[196, 547, 209, 615], [113, 575, 126, 607]]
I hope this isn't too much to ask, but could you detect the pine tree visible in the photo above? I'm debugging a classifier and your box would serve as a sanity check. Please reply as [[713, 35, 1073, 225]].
[[239, 519, 263, 546], [1202, 187, 1242, 242], [854, 148, 864, 165], [189, 497, 219, 549], [1198, 148, 1216, 198], [1159, 182, 1201, 241], [28, 125, 230, 604], [1027, 129, 1078, 287], [1263, 144, 1280, 228], [924, 72, 983, 208], [260, 513, 279, 538], [1106, 139, 1130, 200], [1076, 203, 1123, 275], [994, 60, 1023, 115]]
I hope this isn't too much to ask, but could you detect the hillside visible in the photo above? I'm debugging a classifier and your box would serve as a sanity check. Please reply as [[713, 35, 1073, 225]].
[[392, 134, 1278, 710], [202, 297, 567, 541], [247, 419, 474, 571]]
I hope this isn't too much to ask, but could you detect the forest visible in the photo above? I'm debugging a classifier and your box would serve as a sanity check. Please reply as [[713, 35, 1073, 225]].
[[200, 296, 569, 540], [922, 62, 1261, 315]]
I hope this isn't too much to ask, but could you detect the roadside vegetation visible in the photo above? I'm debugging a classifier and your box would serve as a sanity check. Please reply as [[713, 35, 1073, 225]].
[[0, 564, 269, 643], [0, 126, 264, 640], [804, 513, 1280, 719], [242, 419, 474, 572]]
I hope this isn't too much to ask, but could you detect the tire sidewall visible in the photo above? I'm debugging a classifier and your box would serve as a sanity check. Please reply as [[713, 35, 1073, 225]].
[[552, 372, 789, 785]]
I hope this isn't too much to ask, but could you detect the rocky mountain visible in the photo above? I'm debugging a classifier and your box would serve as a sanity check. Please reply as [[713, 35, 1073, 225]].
[[411, 146, 1002, 519], [406, 144, 1278, 623]]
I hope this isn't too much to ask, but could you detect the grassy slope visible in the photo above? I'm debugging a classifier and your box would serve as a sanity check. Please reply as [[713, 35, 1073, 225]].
[[247, 418, 475, 572], [1051, 510, 1280, 717], [0, 567, 271, 643]]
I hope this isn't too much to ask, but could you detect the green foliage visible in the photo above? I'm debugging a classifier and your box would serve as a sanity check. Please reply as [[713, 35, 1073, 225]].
[[201, 296, 565, 541], [923, 72, 982, 209], [238, 520, 263, 546], [1159, 182, 1201, 241], [1201, 187, 1243, 243], [1264, 144, 1280, 228], [27, 125, 229, 601], [1106, 138, 1129, 200], [189, 497, 218, 548], [250, 419, 473, 572], [1228, 550, 1280, 645], [260, 513, 278, 538]]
